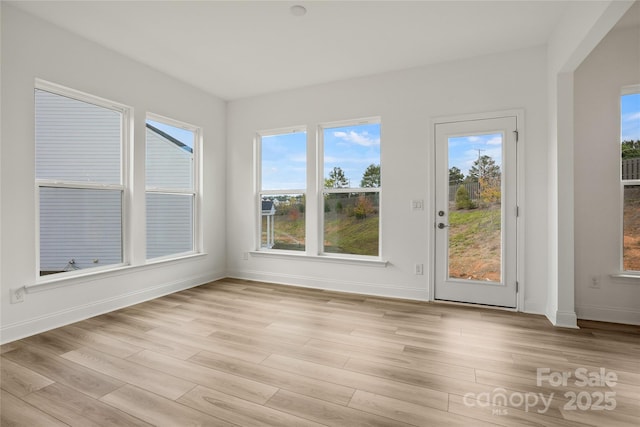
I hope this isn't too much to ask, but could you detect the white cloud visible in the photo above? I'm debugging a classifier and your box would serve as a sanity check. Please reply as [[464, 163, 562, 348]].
[[486, 136, 502, 146], [467, 136, 481, 142], [333, 130, 380, 147], [622, 112, 640, 122]]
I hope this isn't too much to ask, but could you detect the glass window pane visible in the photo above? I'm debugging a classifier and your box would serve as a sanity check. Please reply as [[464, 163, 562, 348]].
[[39, 187, 122, 276], [146, 193, 194, 259], [621, 93, 640, 180], [35, 89, 121, 184], [323, 123, 380, 189], [323, 192, 378, 256], [260, 194, 305, 251], [261, 132, 306, 191], [447, 133, 502, 282], [624, 185, 640, 271], [146, 120, 194, 190]]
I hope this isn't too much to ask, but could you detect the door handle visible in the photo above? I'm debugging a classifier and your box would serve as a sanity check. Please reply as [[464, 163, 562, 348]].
[[437, 223, 449, 229]]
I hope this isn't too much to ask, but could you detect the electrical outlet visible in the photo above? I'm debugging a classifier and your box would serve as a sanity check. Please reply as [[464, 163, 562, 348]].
[[590, 275, 600, 289], [242, 252, 249, 261], [10, 287, 25, 304], [415, 264, 424, 275]]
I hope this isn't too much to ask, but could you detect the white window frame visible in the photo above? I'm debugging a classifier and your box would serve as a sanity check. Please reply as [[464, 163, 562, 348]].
[[318, 117, 382, 259], [145, 113, 202, 262], [255, 126, 307, 253], [620, 85, 640, 274], [35, 79, 132, 282]]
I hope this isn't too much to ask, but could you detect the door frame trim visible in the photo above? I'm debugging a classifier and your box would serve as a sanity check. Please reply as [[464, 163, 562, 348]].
[[428, 109, 525, 312]]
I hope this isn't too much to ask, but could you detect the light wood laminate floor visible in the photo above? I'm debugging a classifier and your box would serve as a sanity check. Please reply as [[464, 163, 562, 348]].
[[1, 279, 639, 426]]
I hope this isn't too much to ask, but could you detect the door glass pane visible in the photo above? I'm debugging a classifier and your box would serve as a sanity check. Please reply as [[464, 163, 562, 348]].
[[448, 133, 502, 282], [39, 187, 122, 276]]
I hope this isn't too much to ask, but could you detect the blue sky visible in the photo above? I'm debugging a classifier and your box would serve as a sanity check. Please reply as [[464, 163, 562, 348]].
[[448, 133, 502, 176], [261, 124, 381, 191], [622, 93, 640, 141], [147, 119, 195, 149], [261, 131, 307, 190], [323, 123, 381, 187]]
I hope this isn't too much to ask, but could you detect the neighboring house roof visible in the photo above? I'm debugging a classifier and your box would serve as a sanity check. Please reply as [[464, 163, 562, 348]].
[[262, 200, 275, 215], [146, 123, 193, 153]]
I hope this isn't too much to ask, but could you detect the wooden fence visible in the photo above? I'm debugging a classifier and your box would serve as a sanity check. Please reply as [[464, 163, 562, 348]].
[[622, 158, 640, 180], [449, 182, 481, 202]]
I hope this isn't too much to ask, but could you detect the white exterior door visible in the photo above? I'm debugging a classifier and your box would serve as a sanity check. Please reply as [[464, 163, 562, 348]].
[[434, 116, 518, 308]]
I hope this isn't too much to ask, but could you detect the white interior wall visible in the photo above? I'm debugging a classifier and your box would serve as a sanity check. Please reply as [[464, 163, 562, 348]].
[[226, 46, 550, 314], [574, 24, 640, 325], [0, 5, 227, 343]]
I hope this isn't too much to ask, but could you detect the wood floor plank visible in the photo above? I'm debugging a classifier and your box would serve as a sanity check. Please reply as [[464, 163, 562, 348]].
[[178, 385, 325, 427], [261, 353, 449, 411], [189, 349, 355, 405], [44, 325, 144, 359], [126, 349, 278, 404], [101, 384, 234, 427], [3, 344, 124, 399], [349, 390, 497, 427], [265, 389, 412, 427], [0, 389, 68, 427], [447, 392, 592, 427], [23, 383, 153, 427], [61, 347, 195, 400], [2, 279, 638, 427], [0, 357, 53, 397], [74, 320, 201, 360], [145, 326, 271, 363]]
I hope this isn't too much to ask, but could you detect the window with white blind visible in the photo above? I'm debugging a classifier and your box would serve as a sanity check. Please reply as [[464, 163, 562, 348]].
[[36, 81, 129, 277], [145, 115, 200, 260]]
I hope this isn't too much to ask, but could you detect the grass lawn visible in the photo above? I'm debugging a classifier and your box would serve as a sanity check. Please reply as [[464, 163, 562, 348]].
[[448, 205, 501, 281]]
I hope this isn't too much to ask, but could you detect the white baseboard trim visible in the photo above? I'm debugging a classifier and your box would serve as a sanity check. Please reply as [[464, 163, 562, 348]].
[[576, 304, 640, 325], [548, 309, 579, 328], [227, 269, 429, 301], [522, 301, 546, 316], [0, 272, 224, 345]]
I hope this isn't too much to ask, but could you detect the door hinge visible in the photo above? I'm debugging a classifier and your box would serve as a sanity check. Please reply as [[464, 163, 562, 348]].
[[516, 281, 519, 293], [513, 130, 519, 143], [516, 206, 519, 217]]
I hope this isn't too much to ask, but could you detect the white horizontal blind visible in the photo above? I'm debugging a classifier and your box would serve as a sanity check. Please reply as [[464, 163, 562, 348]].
[[145, 118, 197, 260], [146, 193, 194, 259], [146, 127, 193, 189], [35, 89, 121, 184], [39, 188, 122, 272], [35, 83, 125, 277]]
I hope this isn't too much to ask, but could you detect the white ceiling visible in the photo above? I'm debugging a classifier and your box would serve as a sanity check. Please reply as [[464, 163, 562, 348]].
[[9, 1, 581, 100]]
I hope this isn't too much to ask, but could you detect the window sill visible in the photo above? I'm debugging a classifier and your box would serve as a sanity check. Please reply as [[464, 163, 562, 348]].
[[28, 252, 207, 293], [249, 250, 388, 267], [610, 273, 640, 282]]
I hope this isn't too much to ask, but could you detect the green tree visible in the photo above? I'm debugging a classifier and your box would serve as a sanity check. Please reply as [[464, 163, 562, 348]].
[[325, 167, 349, 188], [360, 164, 381, 188], [455, 185, 476, 210], [467, 155, 500, 182], [621, 140, 640, 159], [449, 167, 464, 185]]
